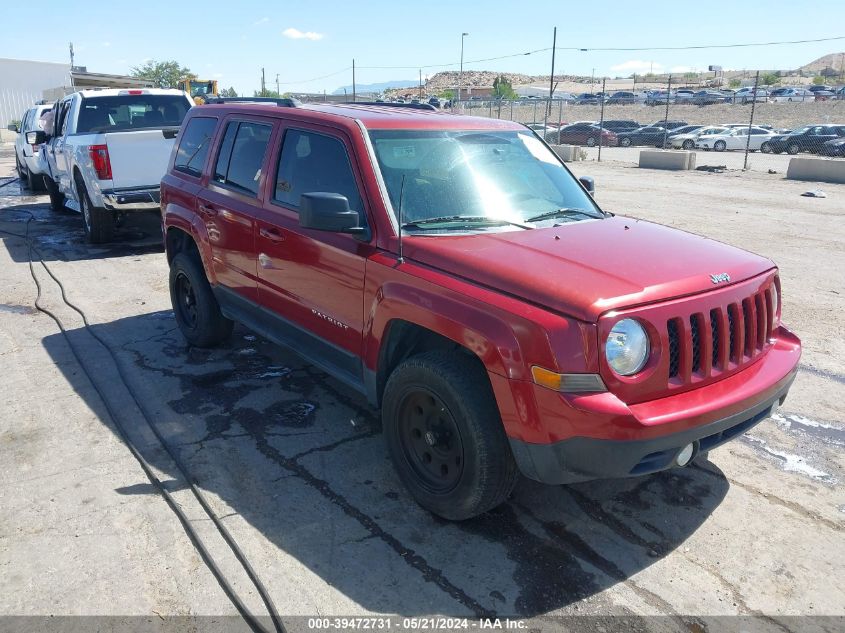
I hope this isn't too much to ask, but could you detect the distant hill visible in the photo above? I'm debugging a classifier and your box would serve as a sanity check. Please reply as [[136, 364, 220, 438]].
[[799, 52, 845, 74], [332, 79, 417, 95]]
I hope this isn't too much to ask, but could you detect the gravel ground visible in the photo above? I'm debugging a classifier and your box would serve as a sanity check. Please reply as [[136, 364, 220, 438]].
[[0, 144, 843, 632]]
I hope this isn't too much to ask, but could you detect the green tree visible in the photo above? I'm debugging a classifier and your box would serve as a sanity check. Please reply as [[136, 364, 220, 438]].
[[760, 72, 780, 86], [811, 76, 827, 85], [131, 60, 194, 89], [438, 89, 455, 99], [492, 75, 517, 99], [683, 71, 697, 81], [220, 86, 239, 97], [728, 78, 742, 89]]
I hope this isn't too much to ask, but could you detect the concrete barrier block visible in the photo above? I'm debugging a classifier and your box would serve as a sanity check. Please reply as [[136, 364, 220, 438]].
[[550, 144, 580, 162], [0, 129, 18, 143], [639, 150, 695, 170], [786, 157, 845, 184]]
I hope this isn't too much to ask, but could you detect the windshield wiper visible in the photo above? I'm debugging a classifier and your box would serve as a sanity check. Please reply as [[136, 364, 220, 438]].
[[525, 207, 599, 223], [401, 215, 532, 230]]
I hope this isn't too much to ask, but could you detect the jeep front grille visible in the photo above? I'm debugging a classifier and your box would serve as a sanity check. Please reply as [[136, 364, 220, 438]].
[[665, 287, 773, 386]]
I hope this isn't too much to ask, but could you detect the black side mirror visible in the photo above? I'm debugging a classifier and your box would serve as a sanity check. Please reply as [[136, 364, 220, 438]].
[[26, 130, 47, 145], [579, 176, 596, 195], [7, 123, 18, 132], [299, 193, 368, 237]]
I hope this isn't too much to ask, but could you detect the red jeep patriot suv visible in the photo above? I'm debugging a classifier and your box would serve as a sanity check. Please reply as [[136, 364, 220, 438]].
[[161, 102, 801, 520]]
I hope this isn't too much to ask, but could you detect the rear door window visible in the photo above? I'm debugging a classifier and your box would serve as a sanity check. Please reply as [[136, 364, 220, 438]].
[[273, 129, 363, 216], [173, 116, 217, 177], [212, 121, 272, 196]]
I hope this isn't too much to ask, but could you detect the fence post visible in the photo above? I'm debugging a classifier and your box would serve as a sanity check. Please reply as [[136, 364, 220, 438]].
[[533, 100, 538, 124], [743, 70, 760, 171], [510, 99, 514, 121], [662, 75, 672, 149], [557, 99, 563, 144], [598, 77, 606, 162], [489, 100, 493, 118]]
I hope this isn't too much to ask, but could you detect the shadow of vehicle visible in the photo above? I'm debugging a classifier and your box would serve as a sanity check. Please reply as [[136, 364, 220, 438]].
[[42, 308, 729, 618], [0, 199, 163, 263]]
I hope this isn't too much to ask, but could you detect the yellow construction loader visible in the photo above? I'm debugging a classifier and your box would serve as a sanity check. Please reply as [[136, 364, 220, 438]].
[[177, 78, 218, 105]]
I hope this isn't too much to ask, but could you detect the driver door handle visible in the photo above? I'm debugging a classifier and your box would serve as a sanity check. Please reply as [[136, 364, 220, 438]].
[[198, 202, 218, 216], [259, 227, 285, 243]]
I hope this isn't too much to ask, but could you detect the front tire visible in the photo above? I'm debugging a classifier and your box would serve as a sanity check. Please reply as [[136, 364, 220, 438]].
[[787, 143, 800, 155], [43, 176, 66, 211], [169, 252, 233, 347], [682, 139, 694, 149], [620, 137, 632, 147], [760, 142, 772, 153], [586, 136, 597, 147], [76, 179, 113, 243], [382, 351, 518, 520]]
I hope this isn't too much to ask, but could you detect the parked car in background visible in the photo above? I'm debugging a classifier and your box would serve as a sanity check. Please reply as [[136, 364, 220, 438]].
[[556, 123, 618, 147], [551, 92, 576, 102], [600, 119, 641, 133], [572, 93, 596, 105], [606, 91, 644, 105], [524, 122, 561, 142], [617, 126, 669, 147], [767, 124, 845, 154], [691, 90, 726, 106], [650, 120, 689, 130], [673, 89, 696, 103], [769, 88, 815, 103], [820, 137, 845, 156], [666, 125, 709, 149], [735, 87, 769, 104], [671, 125, 731, 148], [695, 127, 779, 152], [807, 85, 833, 94], [12, 103, 53, 190], [30, 88, 194, 242], [646, 90, 673, 105]]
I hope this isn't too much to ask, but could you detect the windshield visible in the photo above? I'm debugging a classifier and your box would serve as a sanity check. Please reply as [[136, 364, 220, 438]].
[[368, 129, 603, 231], [190, 82, 215, 97], [76, 95, 190, 133]]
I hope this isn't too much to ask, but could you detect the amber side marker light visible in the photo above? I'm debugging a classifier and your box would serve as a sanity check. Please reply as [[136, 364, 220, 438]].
[[531, 366, 607, 393]]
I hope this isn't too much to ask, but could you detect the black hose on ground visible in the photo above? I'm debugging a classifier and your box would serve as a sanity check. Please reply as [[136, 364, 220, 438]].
[[0, 212, 285, 633]]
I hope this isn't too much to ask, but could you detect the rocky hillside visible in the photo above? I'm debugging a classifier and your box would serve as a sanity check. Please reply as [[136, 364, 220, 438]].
[[799, 53, 845, 74], [424, 70, 580, 92]]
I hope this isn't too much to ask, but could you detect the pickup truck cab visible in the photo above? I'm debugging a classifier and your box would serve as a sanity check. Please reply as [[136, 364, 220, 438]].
[[161, 102, 800, 520], [28, 88, 193, 242]]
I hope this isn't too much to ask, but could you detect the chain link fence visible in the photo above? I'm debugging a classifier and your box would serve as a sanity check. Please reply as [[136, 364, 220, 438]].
[[448, 78, 845, 173]]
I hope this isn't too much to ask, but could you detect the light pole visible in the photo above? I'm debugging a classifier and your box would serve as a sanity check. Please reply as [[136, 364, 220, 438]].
[[459, 32, 468, 102]]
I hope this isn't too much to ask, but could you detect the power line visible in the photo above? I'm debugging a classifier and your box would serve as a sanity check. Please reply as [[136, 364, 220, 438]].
[[564, 34, 845, 52], [277, 66, 351, 85]]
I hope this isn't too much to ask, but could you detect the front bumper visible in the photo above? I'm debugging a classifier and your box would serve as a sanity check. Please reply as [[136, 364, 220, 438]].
[[509, 368, 795, 484], [102, 187, 161, 211]]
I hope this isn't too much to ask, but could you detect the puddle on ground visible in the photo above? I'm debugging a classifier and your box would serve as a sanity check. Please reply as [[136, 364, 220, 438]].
[[0, 303, 37, 315]]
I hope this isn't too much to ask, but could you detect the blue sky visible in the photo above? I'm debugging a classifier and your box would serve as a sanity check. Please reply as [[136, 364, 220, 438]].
[[4, 0, 844, 94]]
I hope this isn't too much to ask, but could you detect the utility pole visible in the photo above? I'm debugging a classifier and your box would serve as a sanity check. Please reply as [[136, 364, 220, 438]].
[[744, 70, 760, 171], [662, 75, 672, 149], [69, 42, 75, 87], [547, 26, 557, 117], [598, 77, 607, 162], [419, 69, 423, 98], [261, 67, 266, 96], [590, 68, 595, 94], [459, 32, 469, 102], [352, 59, 356, 102], [275, 73, 279, 95]]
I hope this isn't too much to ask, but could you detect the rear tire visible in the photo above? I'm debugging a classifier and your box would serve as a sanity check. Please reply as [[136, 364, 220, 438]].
[[382, 351, 519, 521], [586, 136, 597, 147], [787, 143, 800, 155], [714, 140, 727, 152], [77, 178, 113, 244], [682, 139, 694, 149], [620, 137, 632, 147], [760, 142, 772, 153], [169, 252, 233, 347]]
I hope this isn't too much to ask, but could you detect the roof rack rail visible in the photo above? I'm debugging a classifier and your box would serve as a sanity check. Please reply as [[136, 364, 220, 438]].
[[203, 96, 302, 107], [343, 101, 438, 111]]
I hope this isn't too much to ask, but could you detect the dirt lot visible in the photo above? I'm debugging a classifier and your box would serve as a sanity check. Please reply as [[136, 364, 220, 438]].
[[1, 144, 843, 632]]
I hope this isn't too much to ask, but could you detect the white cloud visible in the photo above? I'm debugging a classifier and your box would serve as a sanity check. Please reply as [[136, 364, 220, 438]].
[[213, 73, 223, 78], [670, 65, 694, 73], [610, 60, 663, 74], [253, 17, 269, 26], [282, 27, 324, 41], [102, 41, 111, 48]]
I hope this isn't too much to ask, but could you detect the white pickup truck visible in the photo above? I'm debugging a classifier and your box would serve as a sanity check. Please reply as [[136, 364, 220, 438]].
[[29, 88, 193, 243]]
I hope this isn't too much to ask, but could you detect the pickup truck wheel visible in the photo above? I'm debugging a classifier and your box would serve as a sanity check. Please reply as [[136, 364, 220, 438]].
[[77, 180, 113, 244], [43, 177, 66, 211], [169, 252, 233, 347], [382, 351, 518, 520], [25, 167, 44, 192]]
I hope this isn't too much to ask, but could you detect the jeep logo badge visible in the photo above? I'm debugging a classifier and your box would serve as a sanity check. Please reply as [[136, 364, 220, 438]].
[[710, 273, 731, 284]]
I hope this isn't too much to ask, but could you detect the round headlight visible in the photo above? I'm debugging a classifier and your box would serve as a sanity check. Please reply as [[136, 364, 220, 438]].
[[605, 318, 649, 376]]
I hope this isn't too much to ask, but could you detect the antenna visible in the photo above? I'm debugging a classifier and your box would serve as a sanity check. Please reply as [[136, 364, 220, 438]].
[[397, 174, 406, 265]]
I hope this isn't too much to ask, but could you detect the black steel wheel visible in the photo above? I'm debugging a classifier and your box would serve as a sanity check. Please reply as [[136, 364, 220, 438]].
[[383, 351, 519, 520], [397, 389, 464, 493], [174, 271, 199, 330]]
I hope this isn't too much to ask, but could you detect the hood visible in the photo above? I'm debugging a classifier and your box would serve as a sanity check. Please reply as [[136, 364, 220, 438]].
[[404, 216, 774, 322]]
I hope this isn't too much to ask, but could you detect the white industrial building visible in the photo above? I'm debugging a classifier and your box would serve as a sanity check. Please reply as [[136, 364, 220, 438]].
[[0, 58, 70, 127], [1, 57, 155, 128]]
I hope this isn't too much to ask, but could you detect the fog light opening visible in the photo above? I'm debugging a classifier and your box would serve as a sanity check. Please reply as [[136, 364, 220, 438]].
[[676, 443, 695, 467]]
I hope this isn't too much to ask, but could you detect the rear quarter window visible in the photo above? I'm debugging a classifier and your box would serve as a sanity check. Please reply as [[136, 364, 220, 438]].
[[173, 116, 218, 177]]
